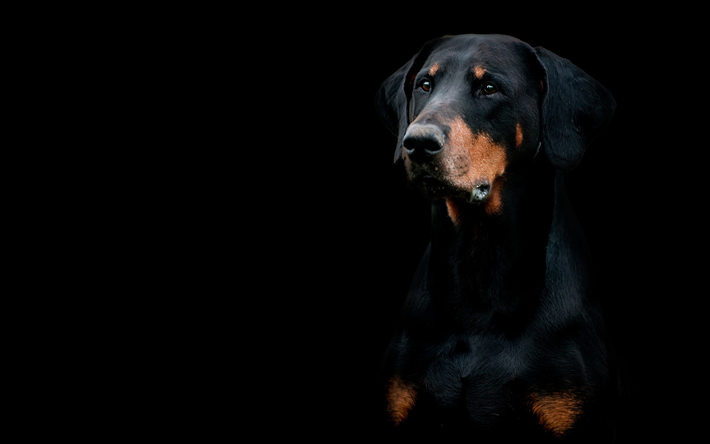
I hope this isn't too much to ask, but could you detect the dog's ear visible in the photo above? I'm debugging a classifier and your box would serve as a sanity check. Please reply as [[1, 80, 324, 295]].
[[375, 37, 450, 164], [534, 47, 616, 171]]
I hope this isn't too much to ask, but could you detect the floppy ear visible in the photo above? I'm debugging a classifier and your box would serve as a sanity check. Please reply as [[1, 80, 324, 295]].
[[375, 37, 450, 163], [534, 47, 616, 171], [375, 60, 412, 164]]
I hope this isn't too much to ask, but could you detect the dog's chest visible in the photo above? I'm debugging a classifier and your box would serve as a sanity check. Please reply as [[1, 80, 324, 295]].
[[429, 336, 519, 394], [404, 334, 530, 420], [388, 332, 587, 437]]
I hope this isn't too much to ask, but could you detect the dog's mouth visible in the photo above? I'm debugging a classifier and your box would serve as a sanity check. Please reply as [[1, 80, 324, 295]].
[[413, 174, 490, 204], [417, 175, 450, 199]]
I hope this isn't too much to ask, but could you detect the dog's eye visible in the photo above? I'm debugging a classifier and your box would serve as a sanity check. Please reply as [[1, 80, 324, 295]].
[[420, 80, 431, 92], [481, 82, 498, 94]]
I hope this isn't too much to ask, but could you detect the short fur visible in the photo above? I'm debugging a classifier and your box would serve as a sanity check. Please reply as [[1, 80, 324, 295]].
[[375, 34, 617, 442]]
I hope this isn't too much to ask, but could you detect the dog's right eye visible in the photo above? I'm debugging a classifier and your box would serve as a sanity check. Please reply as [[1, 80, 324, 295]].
[[481, 82, 499, 95], [420, 80, 431, 92]]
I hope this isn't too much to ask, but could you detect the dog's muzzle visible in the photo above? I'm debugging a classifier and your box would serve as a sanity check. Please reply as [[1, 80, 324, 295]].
[[402, 124, 445, 164]]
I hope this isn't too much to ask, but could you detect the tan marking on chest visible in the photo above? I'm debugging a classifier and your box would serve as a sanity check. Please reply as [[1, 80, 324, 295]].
[[528, 391, 582, 438], [386, 375, 417, 425]]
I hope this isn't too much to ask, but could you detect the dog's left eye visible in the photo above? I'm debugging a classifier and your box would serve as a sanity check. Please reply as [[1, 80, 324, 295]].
[[481, 82, 498, 94], [420, 80, 432, 92]]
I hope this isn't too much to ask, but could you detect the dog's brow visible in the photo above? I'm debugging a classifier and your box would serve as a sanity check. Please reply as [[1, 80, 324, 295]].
[[428, 63, 439, 76], [473, 66, 486, 79]]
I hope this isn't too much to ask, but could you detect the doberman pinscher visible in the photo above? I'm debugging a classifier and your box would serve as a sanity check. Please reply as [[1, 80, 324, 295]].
[[375, 34, 617, 442]]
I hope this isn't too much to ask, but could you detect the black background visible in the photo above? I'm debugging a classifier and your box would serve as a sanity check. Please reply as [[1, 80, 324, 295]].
[[38, 5, 705, 441], [179, 8, 702, 441]]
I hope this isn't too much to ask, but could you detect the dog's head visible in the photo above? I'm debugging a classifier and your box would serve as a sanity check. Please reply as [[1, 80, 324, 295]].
[[375, 34, 615, 214]]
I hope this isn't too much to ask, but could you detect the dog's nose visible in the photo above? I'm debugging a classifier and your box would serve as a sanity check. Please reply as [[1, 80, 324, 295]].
[[402, 124, 445, 163]]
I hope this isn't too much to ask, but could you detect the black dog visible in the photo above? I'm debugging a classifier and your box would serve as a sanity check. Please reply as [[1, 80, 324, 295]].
[[375, 34, 617, 441]]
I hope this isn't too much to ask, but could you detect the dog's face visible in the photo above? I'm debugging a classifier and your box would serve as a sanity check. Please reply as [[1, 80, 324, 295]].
[[401, 35, 544, 212], [376, 34, 615, 216]]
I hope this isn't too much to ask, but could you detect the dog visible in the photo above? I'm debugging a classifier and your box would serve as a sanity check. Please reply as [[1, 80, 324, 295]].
[[375, 34, 617, 442]]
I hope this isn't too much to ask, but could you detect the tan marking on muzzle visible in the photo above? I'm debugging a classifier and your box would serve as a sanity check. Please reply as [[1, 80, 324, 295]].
[[444, 117, 507, 215]]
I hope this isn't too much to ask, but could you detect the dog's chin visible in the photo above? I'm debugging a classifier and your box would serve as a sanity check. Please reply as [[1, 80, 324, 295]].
[[414, 175, 445, 199], [412, 174, 492, 204], [412, 175, 463, 201]]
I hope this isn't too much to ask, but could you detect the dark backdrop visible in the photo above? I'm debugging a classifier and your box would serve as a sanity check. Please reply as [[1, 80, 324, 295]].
[[57, 5, 704, 441], [284, 11, 700, 441], [183, 8, 701, 442]]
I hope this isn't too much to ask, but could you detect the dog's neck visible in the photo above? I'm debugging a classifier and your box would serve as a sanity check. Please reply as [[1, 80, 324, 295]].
[[425, 164, 559, 324]]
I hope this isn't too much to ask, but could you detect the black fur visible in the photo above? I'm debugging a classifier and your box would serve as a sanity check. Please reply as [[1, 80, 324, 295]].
[[375, 34, 616, 442]]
